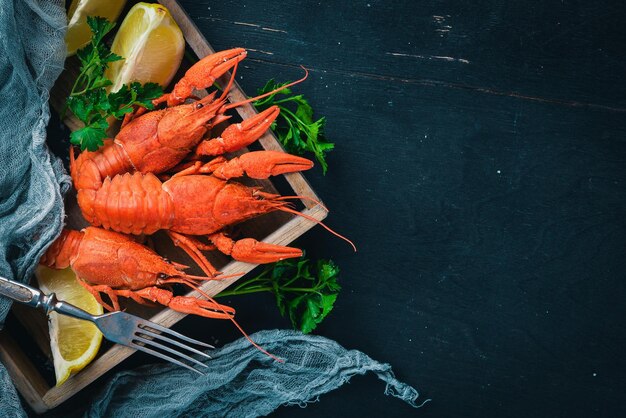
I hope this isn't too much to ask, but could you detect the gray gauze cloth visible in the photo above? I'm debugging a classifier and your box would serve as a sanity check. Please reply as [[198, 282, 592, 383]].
[[0, 1, 426, 417], [0, 0, 71, 416]]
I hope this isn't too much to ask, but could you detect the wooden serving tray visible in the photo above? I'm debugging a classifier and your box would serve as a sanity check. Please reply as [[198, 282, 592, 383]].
[[0, 0, 325, 413]]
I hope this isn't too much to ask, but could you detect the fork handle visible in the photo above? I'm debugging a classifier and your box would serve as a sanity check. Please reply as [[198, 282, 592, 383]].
[[0, 275, 43, 306], [0, 275, 95, 322]]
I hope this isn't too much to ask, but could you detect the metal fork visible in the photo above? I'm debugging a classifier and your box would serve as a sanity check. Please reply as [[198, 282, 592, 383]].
[[0, 275, 213, 374]]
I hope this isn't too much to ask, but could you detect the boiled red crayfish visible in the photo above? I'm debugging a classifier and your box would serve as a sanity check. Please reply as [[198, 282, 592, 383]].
[[42, 47, 352, 360], [41, 226, 235, 319], [41, 225, 283, 359]]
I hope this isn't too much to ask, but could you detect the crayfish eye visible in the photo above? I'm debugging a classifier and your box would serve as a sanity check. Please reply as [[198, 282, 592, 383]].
[[195, 103, 204, 109]]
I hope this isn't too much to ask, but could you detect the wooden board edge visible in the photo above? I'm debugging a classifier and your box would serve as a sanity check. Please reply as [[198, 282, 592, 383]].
[[0, 332, 50, 414]]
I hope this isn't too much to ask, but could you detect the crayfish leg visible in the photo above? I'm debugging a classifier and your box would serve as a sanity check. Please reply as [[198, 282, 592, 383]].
[[170, 157, 227, 178], [77, 280, 118, 312], [166, 231, 221, 277], [133, 287, 235, 319]]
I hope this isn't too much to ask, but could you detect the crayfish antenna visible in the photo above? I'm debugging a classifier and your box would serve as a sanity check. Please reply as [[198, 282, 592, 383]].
[[259, 192, 329, 213], [223, 66, 309, 111], [181, 281, 285, 363], [278, 206, 357, 252], [167, 231, 222, 278], [218, 60, 239, 102]]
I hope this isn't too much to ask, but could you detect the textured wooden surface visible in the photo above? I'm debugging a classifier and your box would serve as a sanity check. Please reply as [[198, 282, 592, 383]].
[[24, 0, 626, 417], [168, 1, 626, 417]]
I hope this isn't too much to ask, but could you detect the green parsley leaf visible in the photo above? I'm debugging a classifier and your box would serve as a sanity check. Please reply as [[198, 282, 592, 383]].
[[70, 119, 107, 151], [216, 257, 341, 333], [107, 82, 162, 119], [87, 16, 117, 46], [253, 80, 334, 174], [66, 96, 90, 122], [64, 17, 163, 151], [131, 82, 163, 108]]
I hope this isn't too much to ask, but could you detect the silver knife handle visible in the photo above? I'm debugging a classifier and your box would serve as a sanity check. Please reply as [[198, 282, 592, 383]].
[[0, 275, 44, 307], [0, 275, 95, 322]]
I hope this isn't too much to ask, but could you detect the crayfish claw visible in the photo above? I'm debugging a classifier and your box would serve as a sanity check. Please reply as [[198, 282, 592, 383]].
[[168, 296, 235, 319], [169, 48, 247, 106], [208, 233, 302, 264], [195, 105, 280, 156], [231, 238, 303, 264], [212, 150, 313, 180], [234, 105, 280, 145]]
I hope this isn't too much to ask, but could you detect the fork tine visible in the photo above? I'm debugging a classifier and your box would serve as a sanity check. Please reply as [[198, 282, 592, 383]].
[[134, 335, 209, 370], [130, 342, 205, 375], [138, 328, 212, 361], [138, 322, 215, 349]]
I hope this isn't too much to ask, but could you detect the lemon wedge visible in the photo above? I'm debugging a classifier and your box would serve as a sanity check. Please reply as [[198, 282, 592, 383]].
[[65, 0, 128, 56], [105, 2, 185, 92], [35, 266, 103, 386]]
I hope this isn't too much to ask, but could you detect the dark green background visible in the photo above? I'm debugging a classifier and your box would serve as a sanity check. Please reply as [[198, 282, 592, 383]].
[[47, 1, 626, 417]]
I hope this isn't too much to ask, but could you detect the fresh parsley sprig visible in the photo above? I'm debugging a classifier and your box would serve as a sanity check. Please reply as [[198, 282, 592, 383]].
[[216, 257, 341, 334], [65, 17, 163, 151], [253, 80, 334, 174]]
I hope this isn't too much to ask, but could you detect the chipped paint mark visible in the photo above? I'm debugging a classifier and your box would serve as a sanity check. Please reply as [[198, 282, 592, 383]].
[[195, 17, 287, 33], [386, 52, 419, 58], [386, 52, 469, 64], [247, 48, 274, 55], [262, 26, 288, 33], [432, 55, 470, 64], [433, 15, 452, 37], [234, 21, 260, 28]]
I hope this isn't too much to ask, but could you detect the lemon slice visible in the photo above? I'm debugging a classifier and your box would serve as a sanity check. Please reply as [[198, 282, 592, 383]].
[[35, 266, 104, 386], [65, 0, 128, 56], [105, 2, 185, 92]]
